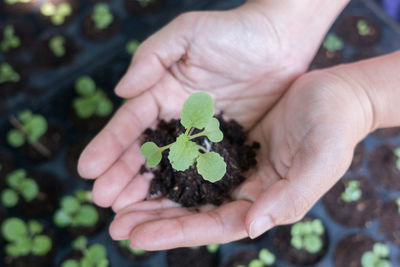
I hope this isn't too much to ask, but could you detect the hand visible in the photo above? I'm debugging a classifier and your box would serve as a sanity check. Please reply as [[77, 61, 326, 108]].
[[105, 68, 374, 250]]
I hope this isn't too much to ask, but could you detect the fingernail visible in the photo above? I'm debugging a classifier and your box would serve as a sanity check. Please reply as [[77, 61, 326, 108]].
[[249, 216, 273, 239]]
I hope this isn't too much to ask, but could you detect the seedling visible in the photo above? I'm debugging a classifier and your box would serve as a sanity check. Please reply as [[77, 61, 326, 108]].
[[0, 63, 20, 84], [53, 190, 99, 228], [396, 198, 400, 214], [341, 180, 362, 203], [126, 39, 140, 55], [61, 236, 109, 267], [141, 92, 226, 182], [92, 4, 114, 30], [1, 218, 52, 258], [73, 76, 114, 119], [357, 19, 373, 36], [290, 219, 325, 254], [49, 35, 66, 57], [394, 148, 400, 171], [5, 0, 31, 4], [361, 243, 392, 267], [137, 0, 155, 8], [1, 169, 39, 208], [1, 25, 21, 53], [40, 2, 72, 26], [118, 240, 146, 256], [322, 33, 343, 52], [206, 244, 219, 253], [237, 249, 276, 267]]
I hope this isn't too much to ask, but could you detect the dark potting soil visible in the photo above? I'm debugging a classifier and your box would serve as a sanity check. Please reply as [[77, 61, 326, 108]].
[[378, 198, 400, 245], [350, 141, 365, 170], [310, 47, 343, 69], [322, 177, 379, 227], [373, 127, 400, 138], [16, 124, 65, 162], [12, 172, 62, 217], [351, 50, 378, 62], [0, 61, 28, 99], [143, 117, 259, 207], [81, 10, 121, 41], [0, 151, 14, 185], [337, 15, 381, 47], [223, 249, 275, 267], [65, 138, 91, 179], [0, 20, 36, 55], [333, 233, 375, 267], [124, 0, 164, 15], [167, 247, 219, 267], [69, 107, 111, 132], [34, 33, 79, 69], [37, 0, 79, 28], [368, 144, 400, 190], [113, 241, 154, 261], [273, 217, 329, 266], [66, 205, 111, 237], [0, 0, 38, 16]]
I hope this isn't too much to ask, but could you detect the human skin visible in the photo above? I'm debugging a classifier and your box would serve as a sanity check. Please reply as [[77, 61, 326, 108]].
[[77, 0, 355, 249]]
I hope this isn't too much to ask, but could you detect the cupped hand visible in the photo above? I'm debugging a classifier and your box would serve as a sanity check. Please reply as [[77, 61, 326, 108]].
[[103, 68, 374, 250]]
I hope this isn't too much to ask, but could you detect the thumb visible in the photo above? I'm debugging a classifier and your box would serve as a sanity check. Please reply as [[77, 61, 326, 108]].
[[115, 13, 197, 98], [245, 133, 354, 239]]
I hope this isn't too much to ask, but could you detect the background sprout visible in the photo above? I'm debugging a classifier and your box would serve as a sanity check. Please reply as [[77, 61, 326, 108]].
[[0, 63, 20, 84], [238, 248, 276, 267], [394, 148, 400, 170], [141, 92, 227, 182], [322, 33, 344, 52], [53, 190, 99, 228], [5, 0, 31, 4], [361, 243, 392, 267], [92, 4, 114, 30], [7, 110, 48, 148], [341, 180, 362, 203], [61, 236, 109, 267], [73, 76, 114, 119], [1, 218, 52, 258], [290, 219, 325, 254], [357, 19, 373, 36], [137, 0, 155, 8], [1, 169, 39, 208], [118, 240, 146, 256], [1, 25, 21, 52], [126, 39, 140, 55], [206, 244, 219, 253], [49, 35, 66, 57], [40, 2, 72, 26], [396, 198, 400, 214]]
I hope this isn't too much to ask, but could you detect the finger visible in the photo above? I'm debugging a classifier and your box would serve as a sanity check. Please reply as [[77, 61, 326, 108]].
[[115, 13, 196, 98], [128, 200, 251, 250], [115, 199, 182, 219], [78, 92, 159, 179], [246, 130, 354, 239], [110, 207, 193, 240]]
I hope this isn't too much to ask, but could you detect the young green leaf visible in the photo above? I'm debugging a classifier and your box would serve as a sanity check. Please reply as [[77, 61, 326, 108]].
[[180, 92, 214, 129], [248, 259, 263, 267], [73, 98, 97, 119], [28, 220, 43, 235], [196, 152, 226, 182], [96, 97, 113, 117], [31, 235, 52, 255], [323, 33, 343, 52], [49, 35, 66, 57], [259, 248, 276, 266], [206, 244, 219, 253], [20, 178, 39, 201], [2, 218, 27, 242], [73, 205, 99, 226], [75, 76, 96, 96], [53, 210, 73, 227], [72, 236, 88, 251], [24, 114, 48, 143], [7, 129, 25, 147], [168, 135, 200, 171], [0, 63, 20, 84], [126, 40, 140, 55], [92, 4, 114, 30], [203, 118, 223, 142], [141, 142, 162, 168], [304, 234, 322, 254], [1, 189, 18, 207], [61, 259, 80, 267]]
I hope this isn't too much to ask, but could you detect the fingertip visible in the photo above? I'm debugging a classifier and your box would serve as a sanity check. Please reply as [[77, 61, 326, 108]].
[[109, 218, 126, 240], [77, 148, 98, 179]]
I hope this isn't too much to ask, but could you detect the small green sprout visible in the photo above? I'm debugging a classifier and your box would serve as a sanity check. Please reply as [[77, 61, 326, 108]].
[[1, 218, 52, 258], [341, 180, 362, 203], [206, 244, 219, 253], [118, 240, 146, 256], [126, 39, 140, 55], [53, 190, 99, 228], [61, 236, 109, 267], [237, 249, 276, 267], [361, 243, 392, 267], [40, 2, 72, 26], [290, 219, 325, 254], [322, 33, 343, 52], [5, 0, 31, 4], [1, 25, 21, 53], [92, 4, 114, 30], [49, 35, 66, 57], [394, 148, 400, 171], [7, 110, 48, 148], [137, 0, 155, 8], [396, 198, 400, 214], [0, 63, 20, 84], [73, 76, 114, 119], [357, 19, 373, 36], [1, 169, 39, 208], [141, 92, 226, 182]]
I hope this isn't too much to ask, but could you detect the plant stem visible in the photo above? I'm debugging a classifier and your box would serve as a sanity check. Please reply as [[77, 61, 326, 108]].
[[190, 130, 206, 140], [9, 116, 52, 158], [197, 145, 207, 153], [184, 127, 191, 135], [160, 143, 173, 152]]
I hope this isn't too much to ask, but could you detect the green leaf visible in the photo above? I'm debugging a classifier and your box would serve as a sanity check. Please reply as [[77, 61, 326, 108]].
[[2, 218, 27, 242], [73, 205, 99, 226], [73, 98, 97, 119], [75, 76, 96, 96], [7, 129, 25, 147], [49, 35, 66, 57], [24, 115, 48, 143], [204, 118, 223, 142], [7, 169, 26, 188], [75, 190, 91, 202], [28, 220, 43, 235], [196, 152, 226, 182], [31, 235, 52, 256], [141, 142, 162, 168], [259, 248, 276, 266], [168, 135, 200, 171], [130, 249, 146, 255], [19, 178, 39, 202], [61, 196, 81, 214], [92, 4, 114, 30], [291, 236, 303, 250], [373, 243, 389, 258], [376, 260, 392, 267], [206, 244, 219, 253], [87, 244, 107, 262], [18, 110, 33, 124], [248, 259, 264, 267], [322, 33, 343, 52], [1, 189, 19, 207], [118, 240, 130, 248], [54, 210, 73, 227], [311, 219, 325, 235], [126, 40, 140, 55], [362, 251, 377, 267], [6, 238, 32, 258], [95, 97, 113, 117], [304, 234, 323, 254], [72, 236, 88, 251], [180, 92, 214, 130], [61, 259, 80, 267]]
